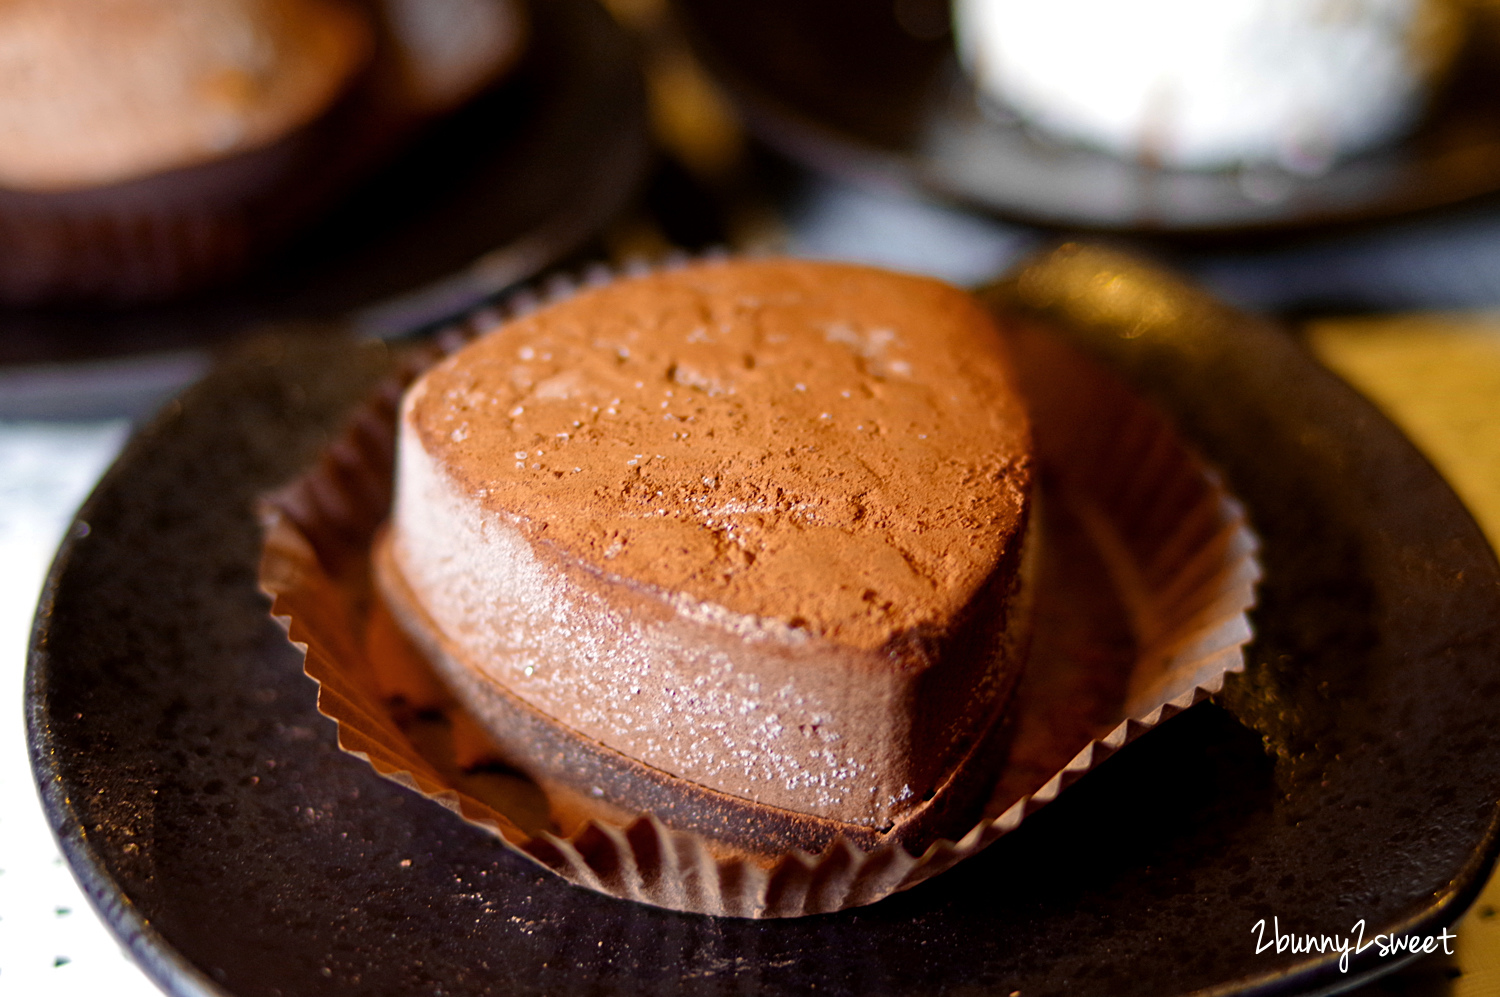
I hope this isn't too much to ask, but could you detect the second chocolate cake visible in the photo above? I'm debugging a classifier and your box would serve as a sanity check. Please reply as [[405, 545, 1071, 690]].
[[375, 258, 1035, 855]]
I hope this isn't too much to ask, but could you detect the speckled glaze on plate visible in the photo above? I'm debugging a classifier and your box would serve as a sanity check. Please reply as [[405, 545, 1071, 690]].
[[27, 246, 1500, 997], [674, 0, 1500, 234]]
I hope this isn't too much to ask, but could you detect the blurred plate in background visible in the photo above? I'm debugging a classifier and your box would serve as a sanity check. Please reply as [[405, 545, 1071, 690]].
[[675, 0, 1500, 233], [0, 0, 649, 374]]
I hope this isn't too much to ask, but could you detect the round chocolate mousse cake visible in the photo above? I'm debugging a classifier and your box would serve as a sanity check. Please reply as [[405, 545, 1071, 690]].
[[374, 258, 1035, 856], [0, 0, 375, 303], [0, 0, 526, 305]]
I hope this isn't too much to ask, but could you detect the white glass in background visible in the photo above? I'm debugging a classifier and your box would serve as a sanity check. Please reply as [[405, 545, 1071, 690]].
[[0, 419, 164, 997]]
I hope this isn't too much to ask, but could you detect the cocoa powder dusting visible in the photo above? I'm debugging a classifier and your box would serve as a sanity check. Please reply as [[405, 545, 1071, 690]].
[[407, 259, 1032, 652]]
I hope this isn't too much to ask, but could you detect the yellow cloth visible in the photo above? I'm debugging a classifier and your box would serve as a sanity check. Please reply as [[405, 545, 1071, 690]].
[[1310, 314, 1500, 996]]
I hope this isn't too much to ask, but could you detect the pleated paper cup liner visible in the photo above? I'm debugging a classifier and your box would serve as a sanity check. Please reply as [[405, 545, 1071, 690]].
[[258, 260, 1260, 918]]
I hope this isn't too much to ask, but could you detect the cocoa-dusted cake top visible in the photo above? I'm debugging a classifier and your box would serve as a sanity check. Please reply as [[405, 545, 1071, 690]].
[[0, 0, 371, 191], [405, 259, 1032, 651]]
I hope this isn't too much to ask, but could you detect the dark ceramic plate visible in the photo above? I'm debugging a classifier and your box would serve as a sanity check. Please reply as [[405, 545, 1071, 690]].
[[674, 0, 1500, 234], [27, 246, 1500, 997], [0, 0, 648, 370]]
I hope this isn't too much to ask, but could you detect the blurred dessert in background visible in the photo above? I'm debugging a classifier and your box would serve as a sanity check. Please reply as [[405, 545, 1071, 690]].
[[0, 0, 370, 193], [0, 0, 525, 307], [0, 0, 372, 304], [953, 0, 1465, 173]]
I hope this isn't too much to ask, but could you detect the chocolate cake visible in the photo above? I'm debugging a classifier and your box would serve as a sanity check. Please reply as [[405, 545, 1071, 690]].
[[0, 0, 373, 303], [374, 259, 1035, 855], [0, 0, 525, 305]]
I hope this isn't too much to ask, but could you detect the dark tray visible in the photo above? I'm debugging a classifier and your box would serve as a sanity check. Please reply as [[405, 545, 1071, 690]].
[[27, 246, 1500, 997], [674, 0, 1500, 234], [0, 0, 649, 370]]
